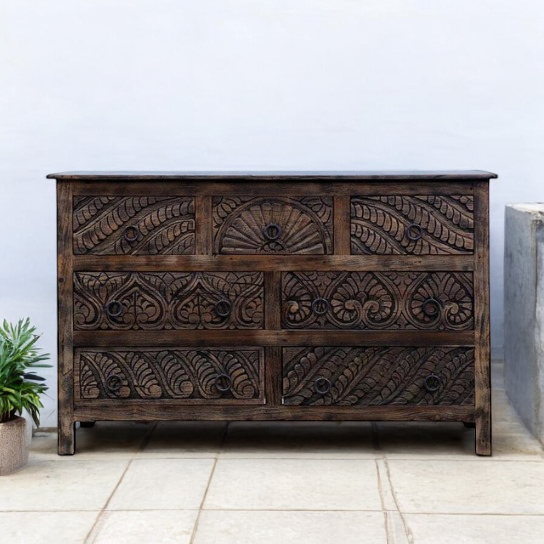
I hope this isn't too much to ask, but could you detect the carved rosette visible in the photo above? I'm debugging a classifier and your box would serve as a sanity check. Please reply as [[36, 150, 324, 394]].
[[212, 196, 333, 254], [351, 195, 474, 255], [282, 271, 473, 331], [74, 272, 264, 330], [77, 348, 264, 402], [73, 196, 195, 255], [282, 346, 475, 406]]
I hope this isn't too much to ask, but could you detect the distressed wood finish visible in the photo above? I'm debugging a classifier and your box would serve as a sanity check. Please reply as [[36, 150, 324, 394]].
[[351, 195, 474, 255], [52, 171, 495, 455], [73, 196, 195, 255], [282, 346, 475, 406], [74, 271, 264, 330], [57, 181, 76, 454], [281, 271, 474, 331], [212, 196, 334, 255], [75, 348, 264, 403]]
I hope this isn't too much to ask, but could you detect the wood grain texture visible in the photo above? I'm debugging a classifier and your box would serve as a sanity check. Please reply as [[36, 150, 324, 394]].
[[47, 170, 497, 181], [334, 195, 351, 255], [282, 271, 474, 331], [195, 195, 211, 255], [74, 271, 264, 330], [53, 172, 494, 455], [473, 181, 492, 455], [72, 404, 475, 422], [72, 330, 475, 348], [72, 254, 475, 273], [64, 180, 479, 198], [57, 181, 75, 454]]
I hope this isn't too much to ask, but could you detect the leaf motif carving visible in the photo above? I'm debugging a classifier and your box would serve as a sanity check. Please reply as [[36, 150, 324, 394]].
[[76, 349, 264, 402], [73, 196, 195, 255], [351, 195, 474, 255], [283, 347, 475, 406]]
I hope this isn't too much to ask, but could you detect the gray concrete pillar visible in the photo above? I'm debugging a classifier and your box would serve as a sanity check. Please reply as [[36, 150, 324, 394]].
[[504, 204, 544, 445]]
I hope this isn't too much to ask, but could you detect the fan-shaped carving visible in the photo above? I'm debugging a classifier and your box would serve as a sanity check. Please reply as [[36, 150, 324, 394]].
[[351, 195, 474, 255], [73, 196, 195, 255], [76, 348, 264, 402], [282, 346, 475, 406], [213, 197, 333, 254], [282, 271, 473, 331]]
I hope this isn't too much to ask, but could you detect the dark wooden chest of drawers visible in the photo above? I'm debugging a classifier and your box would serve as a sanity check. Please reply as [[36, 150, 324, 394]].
[[50, 170, 496, 455]]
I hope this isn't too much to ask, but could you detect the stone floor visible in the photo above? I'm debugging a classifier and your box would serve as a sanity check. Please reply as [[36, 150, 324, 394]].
[[2, 362, 544, 543]]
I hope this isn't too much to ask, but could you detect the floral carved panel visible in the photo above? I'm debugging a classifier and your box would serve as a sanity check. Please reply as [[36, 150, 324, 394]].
[[282, 271, 473, 331], [74, 271, 264, 330]]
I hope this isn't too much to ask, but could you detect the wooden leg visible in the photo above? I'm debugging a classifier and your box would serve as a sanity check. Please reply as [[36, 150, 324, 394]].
[[475, 413, 492, 456], [58, 420, 76, 455]]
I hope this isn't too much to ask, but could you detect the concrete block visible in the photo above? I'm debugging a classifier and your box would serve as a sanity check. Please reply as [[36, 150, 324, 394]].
[[504, 204, 544, 445]]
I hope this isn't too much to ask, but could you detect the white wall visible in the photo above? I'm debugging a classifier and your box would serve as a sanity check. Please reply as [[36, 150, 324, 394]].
[[1, 1, 543, 427]]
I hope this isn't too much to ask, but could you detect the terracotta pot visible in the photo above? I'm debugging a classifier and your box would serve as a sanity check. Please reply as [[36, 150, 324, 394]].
[[0, 416, 29, 475]]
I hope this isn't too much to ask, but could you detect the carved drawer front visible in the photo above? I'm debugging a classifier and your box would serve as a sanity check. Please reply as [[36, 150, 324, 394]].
[[212, 196, 333, 254], [75, 348, 264, 403], [73, 196, 195, 255], [282, 346, 474, 406], [282, 271, 474, 331], [74, 272, 264, 330], [351, 195, 474, 255]]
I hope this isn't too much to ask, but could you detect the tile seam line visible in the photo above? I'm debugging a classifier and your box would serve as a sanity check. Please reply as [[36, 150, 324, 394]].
[[198, 507, 386, 512], [186, 422, 228, 543], [385, 457, 544, 463], [375, 459, 392, 544], [384, 457, 415, 544], [16, 508, 544, 515], [189, 456, 220, 544], [83, 459, 133, 544], [400, 511, 544, 516]]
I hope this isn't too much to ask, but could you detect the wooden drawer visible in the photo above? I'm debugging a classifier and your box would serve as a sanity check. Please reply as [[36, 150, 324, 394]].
[[282, 346, 474, 406], [74, 271, 264, 330], [75, 348, 265, 403], [351, 195, 474, 255], [212, 196, 333, 254], [282, 271, 473, 331], [73, 196, 195, 255]]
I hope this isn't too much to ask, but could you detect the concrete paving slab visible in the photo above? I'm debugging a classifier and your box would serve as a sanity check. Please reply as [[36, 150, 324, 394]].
[[193, 510, 387, 544], [405, 514, 544, 544], [204, 458, 381, 511], [0, 511, 98, 544], [0, 459, 128, 511], [107, 458, 214, 510], [387, 459, 544, 514], [88, 510, 198, 544]]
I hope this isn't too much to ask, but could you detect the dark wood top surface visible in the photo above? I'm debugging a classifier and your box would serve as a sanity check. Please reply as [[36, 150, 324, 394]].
[[47, 170, 497, 181]]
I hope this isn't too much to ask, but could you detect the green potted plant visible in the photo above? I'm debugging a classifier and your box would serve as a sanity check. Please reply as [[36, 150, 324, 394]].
[[0, 318, 50, 475]]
